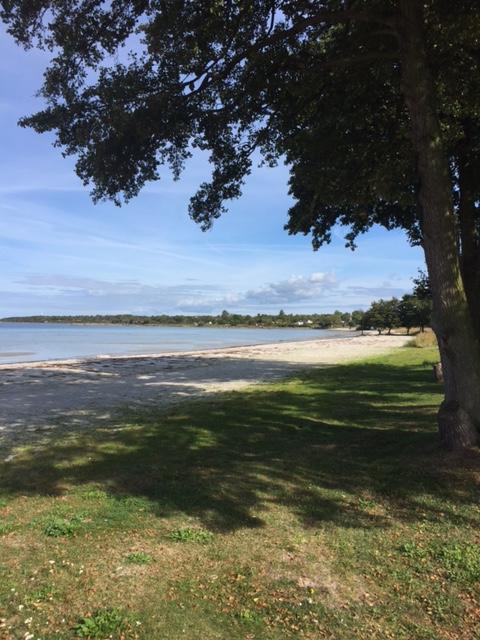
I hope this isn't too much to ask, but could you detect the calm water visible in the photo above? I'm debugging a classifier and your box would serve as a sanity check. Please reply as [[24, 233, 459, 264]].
[[0, 323, 355, 364]]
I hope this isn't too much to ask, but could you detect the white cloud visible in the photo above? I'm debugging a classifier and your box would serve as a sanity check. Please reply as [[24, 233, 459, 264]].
[[177, 272, 337, 311], [242, 272, 337, 305], [12, 272, 337, 314], [4, 271, 411, 317]]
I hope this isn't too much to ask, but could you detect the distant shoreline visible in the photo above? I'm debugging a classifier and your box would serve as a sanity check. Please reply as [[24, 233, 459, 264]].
[[0, 320, 324, 329], [0, 312, 360, 331]]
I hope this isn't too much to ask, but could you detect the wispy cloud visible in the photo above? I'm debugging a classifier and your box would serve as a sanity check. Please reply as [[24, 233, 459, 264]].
[[176, 272, 338, 311], [3, 270, 412, 316], [17, 274, 219, 297], [177, 275, 410, 313]]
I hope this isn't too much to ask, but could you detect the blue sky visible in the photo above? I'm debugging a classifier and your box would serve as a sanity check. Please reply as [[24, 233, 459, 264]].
[[0, 28, 424, 317]]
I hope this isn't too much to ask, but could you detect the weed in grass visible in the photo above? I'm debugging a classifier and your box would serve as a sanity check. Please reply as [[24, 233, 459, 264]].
[[27, 585, 58, 603], [398, 541, 428, 559], [0, 521, 12, 535], [118, 495, 153, 511], [237, 607, 264, 625], [400, 540, 480, 585], [424, 587, 463, 624], [43, 516, 78, 537], [174, 578, 196, 594], [432, 541, 480, 585], [357, 497, 377, 511], [398, 622, 442, 640], [125, 551, 152, 565], [168, 527, 214, 544], [74, 608, 130, 638], [79, 488, 109, 501]]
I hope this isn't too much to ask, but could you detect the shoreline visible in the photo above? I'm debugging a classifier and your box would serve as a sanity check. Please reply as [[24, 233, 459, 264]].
[[0, 334, 410, 449], [0, 331, 360, 370]]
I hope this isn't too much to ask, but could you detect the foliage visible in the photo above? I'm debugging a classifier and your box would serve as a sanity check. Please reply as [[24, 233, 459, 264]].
[[400, 540, 480, 586], [1, 1, 478, 255], [1, 310, 360, 329], [43, 516, 79, 537], [363, 298, 401, 335], [398, 295, 432, 333], [74, 608, 129, 638], [412, 271, 432, 301], [168, 527, 214, 544], [363, 294, 432, 334], [433, 542, 480, 585], [125, 551, 152, 565]]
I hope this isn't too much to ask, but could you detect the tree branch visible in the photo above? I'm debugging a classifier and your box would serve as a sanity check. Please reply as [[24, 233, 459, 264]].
[[182, 7, 394, 100]]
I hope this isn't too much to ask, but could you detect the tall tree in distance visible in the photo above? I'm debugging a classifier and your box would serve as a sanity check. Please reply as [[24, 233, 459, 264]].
[[1, 0, 479, 449]]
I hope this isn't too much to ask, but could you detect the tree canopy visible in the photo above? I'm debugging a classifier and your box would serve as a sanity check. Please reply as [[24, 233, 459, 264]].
[[1, 1, 477, 252]]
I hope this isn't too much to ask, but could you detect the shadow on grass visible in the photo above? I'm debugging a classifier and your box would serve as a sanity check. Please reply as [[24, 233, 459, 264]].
[[1, 355, 479, 532]]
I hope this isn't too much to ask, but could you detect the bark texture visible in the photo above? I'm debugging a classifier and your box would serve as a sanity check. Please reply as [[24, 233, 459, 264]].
[[458, 126, 480, 339], [398, 0, 480, 449], [432, 362, 443, 383]]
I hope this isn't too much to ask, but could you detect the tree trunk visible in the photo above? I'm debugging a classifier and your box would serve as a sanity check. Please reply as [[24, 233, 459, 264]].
[[433, 362, 443, 383], [398, 0, 480, 450], [458, 125, 480, 339]]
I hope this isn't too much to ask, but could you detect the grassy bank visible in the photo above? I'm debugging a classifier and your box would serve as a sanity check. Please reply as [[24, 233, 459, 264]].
[[0, 347, 479, 639]]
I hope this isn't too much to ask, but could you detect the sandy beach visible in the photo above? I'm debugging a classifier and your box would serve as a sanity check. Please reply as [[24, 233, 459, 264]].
[[0, 333, 409, 451]]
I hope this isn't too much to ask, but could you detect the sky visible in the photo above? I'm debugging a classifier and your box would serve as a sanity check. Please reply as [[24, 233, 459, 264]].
[[0, 27, 424, 317]]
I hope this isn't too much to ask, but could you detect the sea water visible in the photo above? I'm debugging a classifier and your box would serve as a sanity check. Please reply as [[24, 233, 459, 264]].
[[0, 322, 355, 364]]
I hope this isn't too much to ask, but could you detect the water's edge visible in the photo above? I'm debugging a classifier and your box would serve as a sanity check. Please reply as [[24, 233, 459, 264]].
[[0, 323, 357, 365]]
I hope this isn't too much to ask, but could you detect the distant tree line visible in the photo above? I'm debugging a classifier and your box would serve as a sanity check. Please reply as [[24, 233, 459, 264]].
[[2, 275, 432, 333], [1, 309, 365, 330]]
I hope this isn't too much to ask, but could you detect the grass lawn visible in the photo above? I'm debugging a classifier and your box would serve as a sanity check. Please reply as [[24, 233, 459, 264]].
[[0, 346, 479, 639]]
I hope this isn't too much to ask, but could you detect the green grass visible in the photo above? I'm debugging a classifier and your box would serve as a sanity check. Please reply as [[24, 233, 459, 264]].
[[124, 551, 153, 565], [73, 608, 132, 638], [0, 346, 479, 639], [168, 526, 215, 544]]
